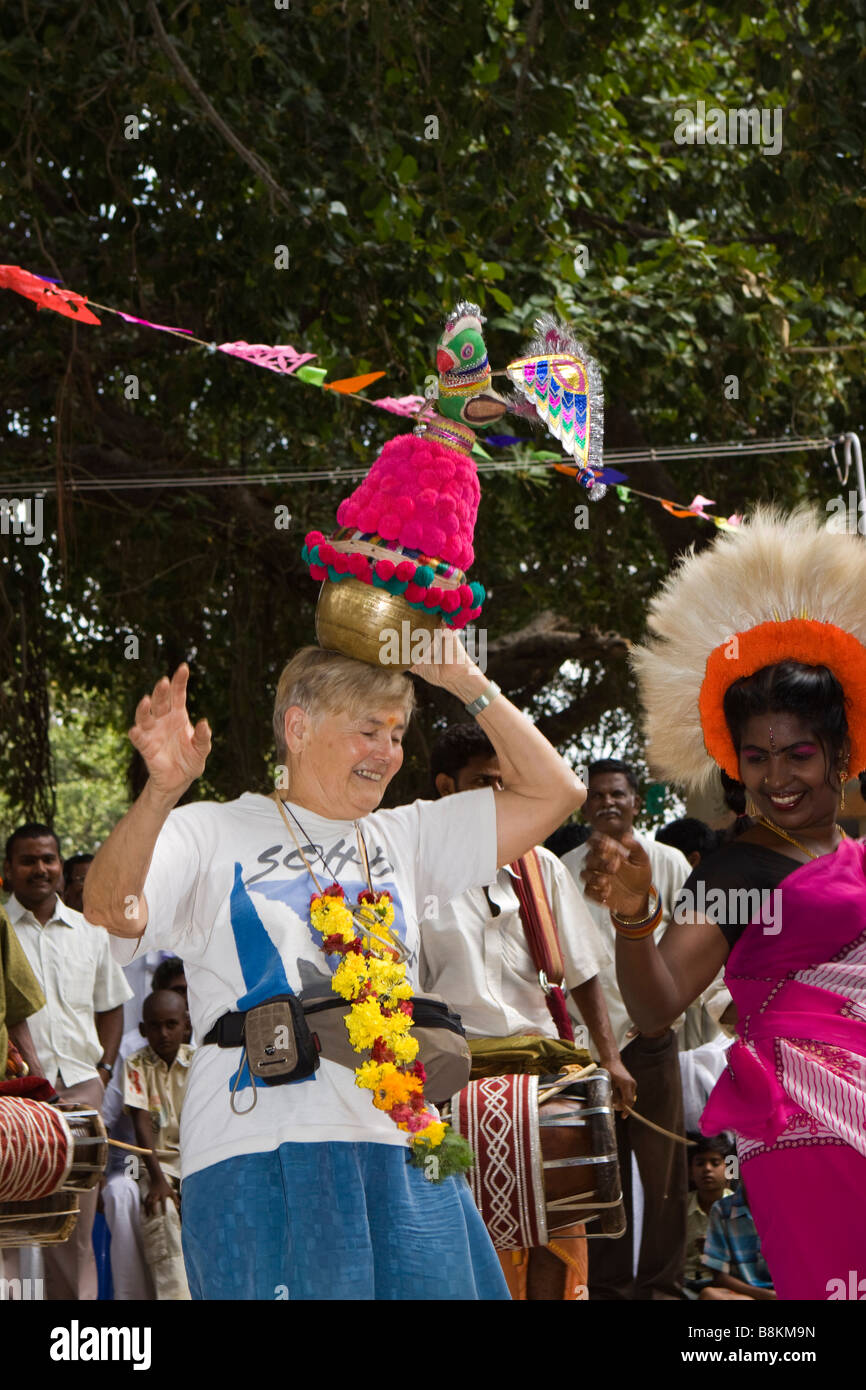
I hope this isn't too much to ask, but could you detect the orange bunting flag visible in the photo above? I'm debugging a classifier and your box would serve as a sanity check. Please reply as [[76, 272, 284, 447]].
[[659, 498, 699, 518], [0, 264, 101, 325], [322, 372, 386, 394]]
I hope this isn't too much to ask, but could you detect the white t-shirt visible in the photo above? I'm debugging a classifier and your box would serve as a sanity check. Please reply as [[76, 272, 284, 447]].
[[420, 846, 610, 1040], [107, 790, 497, 1180], [9, 893, 133, 1087]]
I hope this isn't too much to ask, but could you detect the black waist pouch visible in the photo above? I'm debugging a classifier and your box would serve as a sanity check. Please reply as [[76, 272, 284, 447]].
[[216, 994, 320, 1086]]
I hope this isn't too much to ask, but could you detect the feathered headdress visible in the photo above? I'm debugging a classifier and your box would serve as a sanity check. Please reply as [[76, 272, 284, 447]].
[[632, 507, 866, 789]]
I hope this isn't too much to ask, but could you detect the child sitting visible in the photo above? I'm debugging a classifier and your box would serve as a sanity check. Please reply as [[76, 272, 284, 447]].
[[699, 1175, 776, 1301], [123, 989, 195, 1300], [684, 1133, 734, 1291]]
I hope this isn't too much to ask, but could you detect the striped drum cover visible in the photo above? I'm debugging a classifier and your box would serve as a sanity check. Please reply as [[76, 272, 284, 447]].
[[451, 1073, 548, 1251]]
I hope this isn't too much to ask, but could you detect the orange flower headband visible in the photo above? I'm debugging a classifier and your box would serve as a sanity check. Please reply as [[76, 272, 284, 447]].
[[699, 618, 866, 781]]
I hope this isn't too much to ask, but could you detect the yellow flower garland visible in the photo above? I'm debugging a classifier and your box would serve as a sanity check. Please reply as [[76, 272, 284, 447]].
[[309, 884, 472, 1180]]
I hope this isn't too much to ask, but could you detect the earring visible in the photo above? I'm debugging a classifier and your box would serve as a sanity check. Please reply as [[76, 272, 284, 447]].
[[746, 796, 759, 818], [840, 765, 849, 813]]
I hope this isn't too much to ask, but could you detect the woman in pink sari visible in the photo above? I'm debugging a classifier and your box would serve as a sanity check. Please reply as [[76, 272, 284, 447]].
[[581, 509, 866, 1300]]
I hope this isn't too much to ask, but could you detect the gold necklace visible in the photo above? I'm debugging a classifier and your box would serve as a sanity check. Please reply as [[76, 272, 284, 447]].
[[757, 816, 846, 861]]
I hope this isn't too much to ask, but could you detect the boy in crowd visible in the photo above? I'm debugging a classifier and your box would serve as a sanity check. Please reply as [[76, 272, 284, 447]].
[[62, 853, 94, 912], [699, 1176, 776, 1301], [684, 1134, 734, 1292], [123, 989, 194, 1299]]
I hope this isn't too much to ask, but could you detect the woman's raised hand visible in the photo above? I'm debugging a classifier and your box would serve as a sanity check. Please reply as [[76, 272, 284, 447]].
[[409, 625, 479, 690], [581, 830, 654, 918], [128, 664, 212, 802]]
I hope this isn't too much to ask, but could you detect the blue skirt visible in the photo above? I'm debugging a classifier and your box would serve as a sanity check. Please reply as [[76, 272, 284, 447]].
[[181, 1141, 511, 1301]]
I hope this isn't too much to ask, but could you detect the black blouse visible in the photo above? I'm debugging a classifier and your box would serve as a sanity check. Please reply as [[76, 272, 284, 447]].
[[678, 841, 800, 948]]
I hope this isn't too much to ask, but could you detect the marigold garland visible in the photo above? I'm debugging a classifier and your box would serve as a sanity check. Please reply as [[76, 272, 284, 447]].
[[310, 883, 473, 1181]]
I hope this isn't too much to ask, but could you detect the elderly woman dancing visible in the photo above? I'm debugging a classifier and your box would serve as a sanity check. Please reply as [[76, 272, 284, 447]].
[[581, 509, 866, 1301], [85, 635, 585, 1300]]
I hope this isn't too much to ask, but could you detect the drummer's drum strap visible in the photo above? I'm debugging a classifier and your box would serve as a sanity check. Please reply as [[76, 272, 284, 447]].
[[510, 850, 575, 1043]]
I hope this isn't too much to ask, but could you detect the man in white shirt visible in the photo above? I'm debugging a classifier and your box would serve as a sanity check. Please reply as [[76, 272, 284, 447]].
[[4, 822, 132, 1300], [420, 725, 635, 1299], [562, 761, 691, 1301]]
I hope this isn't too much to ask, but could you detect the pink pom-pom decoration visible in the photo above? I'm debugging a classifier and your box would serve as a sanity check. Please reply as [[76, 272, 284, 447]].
[[380, 512, 402, 538], [333, 435, 479, 568], [309, 564, 327, 581], [402, 521, 424, 549], [375, 559, 396, 581], [396, 560, 416, 581]]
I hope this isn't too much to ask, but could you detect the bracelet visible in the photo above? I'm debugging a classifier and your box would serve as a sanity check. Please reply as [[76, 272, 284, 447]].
[[464, 680, 501, 718], [612, 913, 660, 941], [612, 889, 662, 939], [611, 887, 659, 927]]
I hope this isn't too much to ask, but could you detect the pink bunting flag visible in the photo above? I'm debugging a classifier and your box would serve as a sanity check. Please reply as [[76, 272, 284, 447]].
[[115, 310, 194, 335], [216, 341, 318, 375], [370, 394, 426, 417], [687, 494, 716, 520]]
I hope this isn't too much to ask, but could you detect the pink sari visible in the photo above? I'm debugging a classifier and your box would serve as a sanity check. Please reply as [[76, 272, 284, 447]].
[[702, 837, 866, 1300]]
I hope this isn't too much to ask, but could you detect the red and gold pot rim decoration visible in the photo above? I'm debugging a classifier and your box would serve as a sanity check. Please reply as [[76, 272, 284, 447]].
[[700, 617, 866, 780]]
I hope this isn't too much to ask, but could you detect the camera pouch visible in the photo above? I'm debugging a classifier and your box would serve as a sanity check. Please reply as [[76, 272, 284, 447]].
[[243, 994, 321, 1086]]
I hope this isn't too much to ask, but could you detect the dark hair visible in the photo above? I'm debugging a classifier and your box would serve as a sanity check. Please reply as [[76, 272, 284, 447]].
[[587, 758, 640, 795], [722, 661, 850, 797], [142, 989, 187, 1022], [63, 852, 94, 883], [690, 1132, 735, 1161], [544, 822, 591, 858], [430, 723, 496, 796], [5, 823, 61, 864], [151, 956, 186, 991], [655, 817, 720, 861]]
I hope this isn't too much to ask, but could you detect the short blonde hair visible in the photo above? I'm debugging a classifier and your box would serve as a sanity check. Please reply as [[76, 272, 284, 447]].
[[273, 647, 415, 761]]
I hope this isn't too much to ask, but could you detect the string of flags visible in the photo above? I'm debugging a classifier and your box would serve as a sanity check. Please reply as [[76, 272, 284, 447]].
[[2, 260, 747, 529]]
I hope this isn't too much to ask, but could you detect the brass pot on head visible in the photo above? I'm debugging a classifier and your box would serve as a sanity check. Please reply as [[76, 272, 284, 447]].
[[314, 578, 442, 671]]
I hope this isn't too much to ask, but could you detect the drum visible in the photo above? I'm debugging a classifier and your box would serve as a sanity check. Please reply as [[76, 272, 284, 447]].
[[450, 1069, 626, 1250], [57, 1104, 108, 1191], [0, 1190, 80, 1248]]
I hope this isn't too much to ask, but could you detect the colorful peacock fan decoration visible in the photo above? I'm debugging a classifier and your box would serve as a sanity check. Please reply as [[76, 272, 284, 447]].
[[505, 314, 606, 498], [303, 305, 604, 666]]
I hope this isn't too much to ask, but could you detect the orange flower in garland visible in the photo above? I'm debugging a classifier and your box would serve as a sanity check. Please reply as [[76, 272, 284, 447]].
[[309, 884, 473, 1181]]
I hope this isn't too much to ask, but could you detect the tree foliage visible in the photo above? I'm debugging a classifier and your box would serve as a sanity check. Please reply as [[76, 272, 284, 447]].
[[1, 0, 864, 823]]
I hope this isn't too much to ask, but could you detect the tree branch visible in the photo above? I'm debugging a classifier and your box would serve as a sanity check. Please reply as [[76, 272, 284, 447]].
[[146, 0, 303, 221]]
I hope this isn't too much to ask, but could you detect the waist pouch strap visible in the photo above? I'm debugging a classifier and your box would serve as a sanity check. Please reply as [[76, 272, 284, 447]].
[[204, 994, 472, 1102]]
